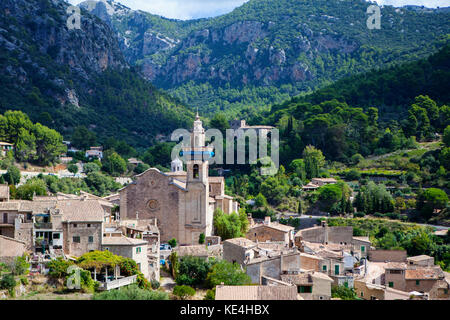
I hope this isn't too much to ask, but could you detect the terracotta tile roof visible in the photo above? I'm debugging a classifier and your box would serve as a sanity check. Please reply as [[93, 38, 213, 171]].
[[57, 199, 104, 222], [407, 255, 433, 262], [386, 262, 407, 269], [352, 236, 371, 243], [250, 222, 294, 233], [405, 267, 443, 280], [102, 236, 147, 246], [0, 201, 20, 210], [224, 237, 256, 248], [174, 244, 222, 257], [215, 285, 297, 300], [0, 184, 9, 199]]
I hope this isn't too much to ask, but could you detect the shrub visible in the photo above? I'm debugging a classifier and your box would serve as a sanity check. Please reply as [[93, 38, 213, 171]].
[[20, 276, 28, 286], [168, 238, 177, 248], [93, 284, 169, 300], [150, 280, 160, 290], [48, 257, 74, 278], [204, 288, 216, 300], [0, 274, 16, 296], [353, 212, 365, 218], [173, 285, 196, 300], [206, 260, 251, 288], [331, 285, 359, 300], [176, 256, 213, 286], [199, 233, 205, 244], [13, 255, 30, 275]]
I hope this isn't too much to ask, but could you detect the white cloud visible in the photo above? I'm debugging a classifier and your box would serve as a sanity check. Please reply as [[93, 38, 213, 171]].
[[372, 0, 450, 7], [67, 0, 450, 20], [68, 0, 249, 20]]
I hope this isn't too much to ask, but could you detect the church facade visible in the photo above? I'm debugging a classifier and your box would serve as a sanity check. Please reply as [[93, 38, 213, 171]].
[[119, 115, 239, 245]]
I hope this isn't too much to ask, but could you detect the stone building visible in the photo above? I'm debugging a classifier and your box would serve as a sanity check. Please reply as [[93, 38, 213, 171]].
[[246, 216, 294, 247], [0, 184, 9, 202], [102, 236, 149, 279], [59, 199, 104, 257], [119, 115, 239, 245]]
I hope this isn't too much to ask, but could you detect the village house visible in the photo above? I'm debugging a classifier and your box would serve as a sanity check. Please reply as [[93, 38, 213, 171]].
[[0, 142, 13, 157], [281, 271, 334, 300], [128, 158, 143, 165], [85, 146, 103, 160], [302, 178, 337, 191], [407, 255, 435, 267], [229, 119, 275, 139], [119, 115, 239, 245], [246, 216, 294, 247], [102, 236, 149, 279]]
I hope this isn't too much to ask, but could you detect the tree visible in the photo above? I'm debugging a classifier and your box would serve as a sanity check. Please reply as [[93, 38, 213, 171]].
[[173, 285, 196, 300], [3, 166, 21, 185], [199, 233, 205, 244], [443, 125, 450, 147], [71, 126, 96, 150], [213, 209, 243, 240], [176, 256, 213, 286], [209, 113, 230, 134], [303, 145, 325, 179], [416, 188, 449, 220], [67, 164, 78, 175], [206, 260, 251, 288], [331, 285, 359, 300], [254, 193, 268, 207], [13, 255, 30, 275], [134, 163, 150, 174], [168, 238, 177, 248], [102, 151, 127, 176], [83, 162, 100, 174]]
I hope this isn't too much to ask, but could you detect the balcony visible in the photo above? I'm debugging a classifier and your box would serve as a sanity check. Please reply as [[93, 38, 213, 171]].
[[34, 222, 53, 229]]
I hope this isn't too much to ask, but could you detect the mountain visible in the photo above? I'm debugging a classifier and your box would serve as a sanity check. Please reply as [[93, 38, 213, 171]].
[[252, 44, 450, 163], [79, 0, 450, 116], [0, 0, 194, 148]]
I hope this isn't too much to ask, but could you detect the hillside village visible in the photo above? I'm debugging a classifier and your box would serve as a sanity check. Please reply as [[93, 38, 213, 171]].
[[0, 116, 449, 301]]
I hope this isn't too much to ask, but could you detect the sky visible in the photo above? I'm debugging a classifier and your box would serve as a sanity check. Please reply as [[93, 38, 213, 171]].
[[67, 0, 450, 20]]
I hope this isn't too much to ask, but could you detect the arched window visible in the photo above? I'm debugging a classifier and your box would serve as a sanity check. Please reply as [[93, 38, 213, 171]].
[[193, 164, 199, 179]]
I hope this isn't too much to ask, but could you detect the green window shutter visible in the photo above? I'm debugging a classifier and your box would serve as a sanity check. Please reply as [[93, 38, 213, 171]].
[[335, 265, 340, 275], [416, 280, 420, 285], [323, 265, 327, 271], [389, 282, 394, 288], [361, 245, 365, 252]]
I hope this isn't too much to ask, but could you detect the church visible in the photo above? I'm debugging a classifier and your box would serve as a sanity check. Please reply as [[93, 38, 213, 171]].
[[119, 114, 239, 245]]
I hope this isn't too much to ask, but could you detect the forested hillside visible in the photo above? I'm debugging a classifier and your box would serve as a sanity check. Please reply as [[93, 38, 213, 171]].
[[253, 44, 450, 164], [81, 0, 450, 116], [0, 0, 194, 148]]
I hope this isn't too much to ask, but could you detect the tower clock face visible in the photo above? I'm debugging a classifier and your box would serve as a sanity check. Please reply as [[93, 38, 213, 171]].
[[148, 199, 159, 210]]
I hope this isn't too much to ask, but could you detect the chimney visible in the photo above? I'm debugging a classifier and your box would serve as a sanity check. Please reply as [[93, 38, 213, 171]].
[[264, 216, 271, 225]]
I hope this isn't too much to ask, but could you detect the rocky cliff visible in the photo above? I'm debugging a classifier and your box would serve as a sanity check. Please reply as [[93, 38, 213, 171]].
[[80, 0, 450, 115]]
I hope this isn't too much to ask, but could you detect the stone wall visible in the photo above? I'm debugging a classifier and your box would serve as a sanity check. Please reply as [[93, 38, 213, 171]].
[[246, 225, 287, 244], [0, 235, 25, 257], [354, 280, 385, 300], [63, 222, 102, 256], [300, 254, 322, 272]]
